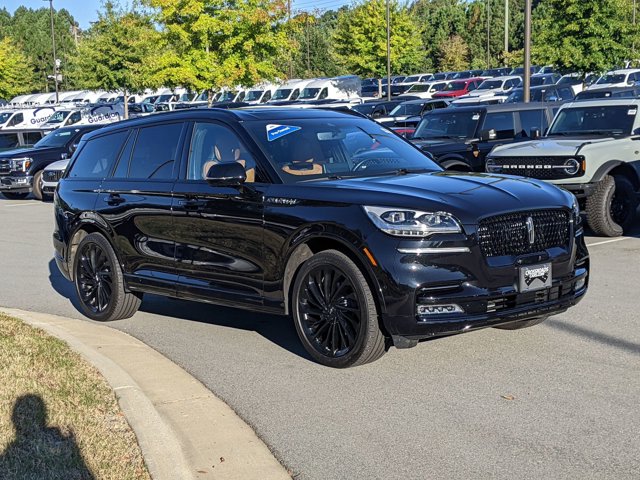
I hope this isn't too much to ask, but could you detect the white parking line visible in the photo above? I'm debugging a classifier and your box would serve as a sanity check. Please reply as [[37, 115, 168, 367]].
[[1, 203, 42, 208], [587, 237, 635, 247]]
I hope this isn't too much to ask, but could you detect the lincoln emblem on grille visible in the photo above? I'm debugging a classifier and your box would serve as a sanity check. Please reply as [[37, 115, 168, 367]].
[[526, 216, 535, 244]]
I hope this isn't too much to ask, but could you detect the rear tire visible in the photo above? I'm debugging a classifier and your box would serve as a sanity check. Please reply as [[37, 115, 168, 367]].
[[1, 192, 29, 200], [32, 170, 44, 201], [586, 175, 638, 237], [493, 316, 548, 330], [292, 250, 386, 368], [73, 233, 142, 321]]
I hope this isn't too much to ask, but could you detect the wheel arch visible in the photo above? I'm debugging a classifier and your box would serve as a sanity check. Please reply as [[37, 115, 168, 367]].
[[66, 219, 119, 282], [439, 155, 472, 171], [282, 235, 388, 334], [591, 160, 640, 191]]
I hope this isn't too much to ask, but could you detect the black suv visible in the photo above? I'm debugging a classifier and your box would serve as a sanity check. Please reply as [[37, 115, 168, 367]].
[[0, 125, 101, 200], [53, 109, 589, 368], [410, 103, 558, 171]]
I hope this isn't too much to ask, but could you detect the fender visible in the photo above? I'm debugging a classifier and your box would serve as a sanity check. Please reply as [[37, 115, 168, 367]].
[[591, 159, 640, 188], [438, 154, 472, 171]]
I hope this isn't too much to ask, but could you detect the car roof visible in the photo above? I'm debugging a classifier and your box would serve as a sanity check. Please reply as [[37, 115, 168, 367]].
[[561, 98, 640, 108], [399, 98, 450, 105], [425, 102, 552, 114]]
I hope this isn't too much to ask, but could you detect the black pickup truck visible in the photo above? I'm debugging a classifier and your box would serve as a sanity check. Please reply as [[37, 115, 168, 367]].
[[409, 103, 559, 171], [0, 125, 100, 200]]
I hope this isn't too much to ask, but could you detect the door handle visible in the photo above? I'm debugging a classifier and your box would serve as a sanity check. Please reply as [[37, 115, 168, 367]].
[[178, 199, 206, 210], [104, 193, 125, 206]]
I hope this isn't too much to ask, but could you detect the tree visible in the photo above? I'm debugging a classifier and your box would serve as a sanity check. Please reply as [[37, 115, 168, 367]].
[[291, 9, 344, 78], [144, 0, 292, 105], [72, 2, 163, 118], [0, 37, 35, 99], [534, 0, 637, 73], [439, 35, 469, 71], [332, 0, 424, 81]]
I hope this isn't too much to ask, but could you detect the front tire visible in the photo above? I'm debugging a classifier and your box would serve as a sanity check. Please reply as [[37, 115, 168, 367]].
[[74, 233, 142, 321], [586, 175, 638, 237], [292, 250, 386, 368], [1, 192, 29, 200], [32, 170, 44, 201]]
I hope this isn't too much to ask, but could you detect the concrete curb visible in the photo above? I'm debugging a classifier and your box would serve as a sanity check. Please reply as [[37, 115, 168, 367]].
[[1, 307, 291, 480]]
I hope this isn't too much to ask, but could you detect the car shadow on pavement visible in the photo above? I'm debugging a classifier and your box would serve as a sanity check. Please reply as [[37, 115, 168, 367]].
[[139, 294, 312, 360], [0, 394, 95, 479], [544, 319, 640, 356], [47, 259, 311, 361]]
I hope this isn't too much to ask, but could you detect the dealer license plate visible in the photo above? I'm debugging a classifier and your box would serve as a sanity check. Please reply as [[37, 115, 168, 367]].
[[519, 263, 552, 293]]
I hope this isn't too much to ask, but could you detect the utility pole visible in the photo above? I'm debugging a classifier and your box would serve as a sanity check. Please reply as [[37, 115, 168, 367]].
[[46, 0, 59, 103], [486, 0, 491, 69], [633, 0, 637, 57], [306, 15, 310, 74], [523, 0, 532, 102], [288, 0, 293, 78], [504, 0, 509, 59], [386, 0, 391, 101]]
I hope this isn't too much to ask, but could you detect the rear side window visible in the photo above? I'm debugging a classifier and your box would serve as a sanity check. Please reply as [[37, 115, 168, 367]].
[[483, 112, 516, 139], [519, 110, 549, 136], [68, 131, 129, 179], [127, 123, 183, 180], [24, 132, 43, 144], [0, 133, 19, 149]]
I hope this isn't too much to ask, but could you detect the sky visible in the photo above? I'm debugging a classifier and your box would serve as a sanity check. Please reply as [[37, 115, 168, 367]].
[[4, 0, 353, 29]]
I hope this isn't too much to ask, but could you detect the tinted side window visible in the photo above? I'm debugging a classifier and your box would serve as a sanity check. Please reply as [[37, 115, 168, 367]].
[[483, 112, 515, 139], [24, 132, 43, 144], [128, 123, 183, 180], [519, 110, 549, 136], [67, 131, 128, 179], [8, 113, 23, 127], [319, 88, 329, 100], [0, 133, 19, 149], [291, 89, 300, 100]]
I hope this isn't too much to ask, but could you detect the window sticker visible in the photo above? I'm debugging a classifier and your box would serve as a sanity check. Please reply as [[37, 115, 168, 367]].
[[472, 114, 480, 121], [267, 124, 302, 142], [628, 109, 637, 116]]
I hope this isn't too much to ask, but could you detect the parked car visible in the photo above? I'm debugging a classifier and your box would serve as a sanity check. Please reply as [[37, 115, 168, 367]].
[[0, 107, 56, 130], [509, 66, 541, 76], [454, 76, 522, 103], [0, 125, 101, 200], [505, 85, 575, 103], [557, 73, 588, 95], [486, 99, 640, 236], [588, 69, 640, 90], [350, 100, 405, 118], [53, 108, 589, 368], [399, 81, 450, 99], [409, 103, 557, 171], [374, 98, 450, 129], [431, 78, 485, 99], [432, 72, 456, 81], [0, 129, 45, 152], [480, 68, 511, 77], [390, 73, 434, 96], [530, 73, 562, 86], [575, 86, 640, 101]]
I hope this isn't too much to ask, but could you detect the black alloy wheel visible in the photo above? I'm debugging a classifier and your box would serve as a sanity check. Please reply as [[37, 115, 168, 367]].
[[77, 241, 113, 314], [292, 250, 386, 368], [73, 233, 142, 321]]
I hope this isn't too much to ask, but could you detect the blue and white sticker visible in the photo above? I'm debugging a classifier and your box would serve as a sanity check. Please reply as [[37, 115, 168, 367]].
[[267, 124, 301, 142]]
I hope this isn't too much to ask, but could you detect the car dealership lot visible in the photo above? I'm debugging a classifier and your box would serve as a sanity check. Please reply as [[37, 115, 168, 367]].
[[1, 198, 639, 479]]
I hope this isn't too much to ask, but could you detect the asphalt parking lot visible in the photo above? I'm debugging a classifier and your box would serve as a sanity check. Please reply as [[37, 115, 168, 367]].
[[1, 197, 639, 480]]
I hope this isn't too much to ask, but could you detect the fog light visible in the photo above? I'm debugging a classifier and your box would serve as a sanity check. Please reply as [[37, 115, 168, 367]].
[[417, 304, 464, 315], [575, 277, 586, 291]]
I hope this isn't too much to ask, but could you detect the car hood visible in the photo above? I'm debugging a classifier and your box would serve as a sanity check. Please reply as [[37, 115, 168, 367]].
[[375, 115, 409, 124], [0, 146, 60, 159], [462, 90, 498, 98], [302, 172, 571, 225], [44, 158, 70, 171], [433, 91, 464, 98], [490, 136, 615, 157], [411, 138, 468, 149]]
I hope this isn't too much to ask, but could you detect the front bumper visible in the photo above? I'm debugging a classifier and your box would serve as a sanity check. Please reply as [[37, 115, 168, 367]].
[[42, 178, 59, 194], [0, 175, 33, 192], [556, 183, 597, 199]]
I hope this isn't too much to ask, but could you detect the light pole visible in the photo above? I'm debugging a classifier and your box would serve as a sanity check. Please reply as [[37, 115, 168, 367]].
[[523, 0, 532, 102], [504, 0, 509, 59], [486, 0, 490, 69], [45, 0, 59, 103], [386, 0, 391, 101]]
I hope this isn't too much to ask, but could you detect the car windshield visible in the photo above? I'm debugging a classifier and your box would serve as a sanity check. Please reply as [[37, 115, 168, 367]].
[[477, 80, 503, 90], [432, 73, 447, 80], [244, 90, 264, 102], [597, 74, 627, 84], [272, 89, 292, 100], [299, 88, 320, 100], [155, 94, 173, 103], [404, 75, 420, 83], [413, 110, 481, 139], [530, 76, 547, 86], [0, 112, 13, 125], [245, 117, 440, 183], [178, 93, 193, 101], [219, 91, 237, 102], [389, 103, 424, 116], [33, 128, 76, 148], [443, 81, 467, 92], [558, 76, 581, 85], [506, 88, 552, 103], [44, 111, 70, 124], [548, 105, 635, 136], [351, 104, 376, 115]]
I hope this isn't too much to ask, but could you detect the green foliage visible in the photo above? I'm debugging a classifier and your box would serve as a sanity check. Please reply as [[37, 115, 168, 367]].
[[332, 0, 424, 77], [534, 0, 637, 73], [439, 35, 469, 71], [291, 10, 343, 78], [144, 0, 292, 95], [0, 37, 36, 99]]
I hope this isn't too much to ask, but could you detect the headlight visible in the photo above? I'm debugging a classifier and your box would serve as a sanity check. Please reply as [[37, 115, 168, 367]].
[[572, 198, 582, 225], [364, 206, 463, 237], [9, 157, 32, 172], [485, 158, 500, 173], [563, 158, 580, 175]]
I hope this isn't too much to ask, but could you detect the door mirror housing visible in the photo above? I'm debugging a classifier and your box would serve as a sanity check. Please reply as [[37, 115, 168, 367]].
[[205, 161, 246, 186], [478, 129, 497, 142], [530, 127, 541, 139]]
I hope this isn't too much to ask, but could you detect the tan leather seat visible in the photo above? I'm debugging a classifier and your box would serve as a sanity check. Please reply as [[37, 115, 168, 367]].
[[281, 135, 324, 176], [202, 143, 255, 183]]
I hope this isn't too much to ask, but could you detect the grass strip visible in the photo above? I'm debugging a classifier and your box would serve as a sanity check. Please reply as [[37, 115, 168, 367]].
[[0, 313, 150, 480]]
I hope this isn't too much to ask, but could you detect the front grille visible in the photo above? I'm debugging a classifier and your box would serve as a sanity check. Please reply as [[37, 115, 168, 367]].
[[490, 156, 581, 180], [0, 161, 9, 176], [43, 170, 63, 182], [477, 209, 570, 257]]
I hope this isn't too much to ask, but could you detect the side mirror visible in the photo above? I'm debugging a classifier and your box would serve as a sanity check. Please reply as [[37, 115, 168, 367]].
[[628, 80, 636, 85], [530, 127, 541, 139], [478, 129, 497, 142], [205, 161, 246, 186]]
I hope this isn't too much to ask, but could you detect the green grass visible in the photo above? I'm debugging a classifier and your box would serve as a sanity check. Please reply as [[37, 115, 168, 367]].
[[0, 314, 150, 480]]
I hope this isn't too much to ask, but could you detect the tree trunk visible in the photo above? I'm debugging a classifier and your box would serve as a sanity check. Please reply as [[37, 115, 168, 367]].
[[207, 90, 214, 108], [378, 78, 383, 98], [124, 91, 129, 119]]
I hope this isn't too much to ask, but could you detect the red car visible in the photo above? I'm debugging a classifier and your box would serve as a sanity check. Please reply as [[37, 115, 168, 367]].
[[432, 77, 486, 98]]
